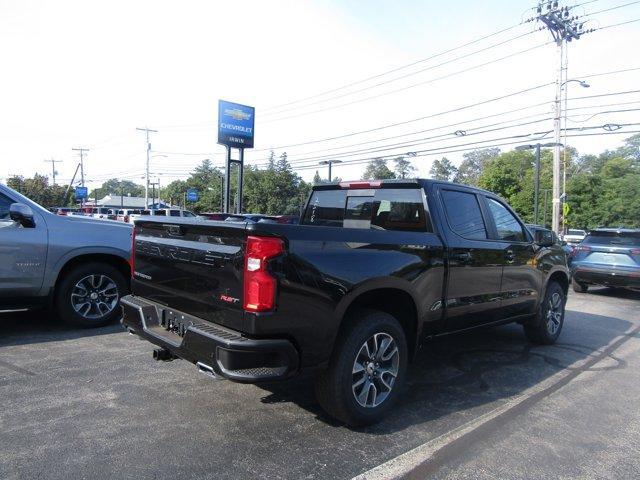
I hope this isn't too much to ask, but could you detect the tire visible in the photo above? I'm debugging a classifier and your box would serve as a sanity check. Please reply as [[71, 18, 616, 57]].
[[55, 262, 128, 328], [572, 278, 588, 293], [524, 281, 566, 345], [314, 309, 408, 427]]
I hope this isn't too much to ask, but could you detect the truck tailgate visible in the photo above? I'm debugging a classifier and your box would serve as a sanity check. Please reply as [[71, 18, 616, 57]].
[[132, 219, 247, 331]]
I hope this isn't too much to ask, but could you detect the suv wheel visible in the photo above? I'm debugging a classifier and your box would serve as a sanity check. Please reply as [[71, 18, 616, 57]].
[[314, 310, 407, 426], [524, 281, 566, 344], [56, 262, 128, 328], [572, 278, 588, 293]]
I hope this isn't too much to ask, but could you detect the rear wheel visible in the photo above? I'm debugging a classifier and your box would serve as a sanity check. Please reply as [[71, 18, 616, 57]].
[[314, 310, 408, 426], [524, 281, 566, 345], [56, 262, 128, 328], [572, 278, 588, 293]]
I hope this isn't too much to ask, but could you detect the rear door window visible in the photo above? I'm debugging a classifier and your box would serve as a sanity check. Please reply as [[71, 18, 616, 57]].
[[441, 190, 487, 240], [303, 188, 430, 232]]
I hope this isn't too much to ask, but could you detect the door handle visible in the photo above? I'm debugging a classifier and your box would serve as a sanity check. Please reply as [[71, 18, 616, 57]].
[[505, 249, 515, 263], [452, 252, 471, 262]]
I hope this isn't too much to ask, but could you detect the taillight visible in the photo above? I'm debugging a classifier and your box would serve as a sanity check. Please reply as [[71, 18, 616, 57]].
[[124, 215, 129, 223], [128, 228, 136, 276], [243, 236, 284, 312], [576, 245, 591, 252], [630, 248, 640, 255], [339, 180, 382, 189]]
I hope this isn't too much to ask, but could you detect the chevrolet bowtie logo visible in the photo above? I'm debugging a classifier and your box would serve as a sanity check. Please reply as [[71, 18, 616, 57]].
[[225, 108, 251, 121]]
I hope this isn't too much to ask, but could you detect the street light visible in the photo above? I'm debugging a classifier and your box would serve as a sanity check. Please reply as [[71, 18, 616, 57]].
[[516, 142, 563, 226], [561, 79, 589, 88], [319, 160, 342, 182]]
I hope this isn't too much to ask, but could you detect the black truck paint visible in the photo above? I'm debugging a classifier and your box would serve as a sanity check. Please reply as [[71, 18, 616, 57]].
[[121, 179, 569, 425]]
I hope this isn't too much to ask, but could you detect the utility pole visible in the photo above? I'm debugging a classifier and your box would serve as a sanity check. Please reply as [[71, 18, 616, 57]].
[[136, 127, 158, 208], [72, 148, 89, 208], [71, 148, 89, 186], [44, 158, 62, 185], [536, 0, 587, 234]]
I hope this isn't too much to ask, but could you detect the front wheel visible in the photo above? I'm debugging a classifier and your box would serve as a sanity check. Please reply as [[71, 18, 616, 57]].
[[56, 262, 128, 328], [524, 281, 566, 345], [314, 310, 408, 426]]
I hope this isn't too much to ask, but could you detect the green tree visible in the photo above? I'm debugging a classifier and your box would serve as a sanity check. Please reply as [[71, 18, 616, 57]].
[[429, 157, 457, 181], [6, 174, 71, 208], [454, 148, 500, 185], [89, 179, 144, 201], [393, 156, 416, 179], [313, 170, 323, 184], [362, 158, 396, 180]]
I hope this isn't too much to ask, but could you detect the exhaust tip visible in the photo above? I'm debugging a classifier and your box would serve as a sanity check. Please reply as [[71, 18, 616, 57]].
[[196, 361, 221, 380]]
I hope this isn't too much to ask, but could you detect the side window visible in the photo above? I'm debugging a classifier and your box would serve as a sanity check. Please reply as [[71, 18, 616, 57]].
[[0, 193, 13, 220], [441, 190, 487, 240], [486, 198, 526, 242], [169, 210, 181, 217]]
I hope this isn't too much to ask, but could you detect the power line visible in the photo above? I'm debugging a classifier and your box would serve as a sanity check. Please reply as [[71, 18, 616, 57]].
[[290, 128, 640, 171], [261, 30, 540, 117], [261, 22, 527, 112], [148, 128, 640, 177], [262, 42, 553, 124]]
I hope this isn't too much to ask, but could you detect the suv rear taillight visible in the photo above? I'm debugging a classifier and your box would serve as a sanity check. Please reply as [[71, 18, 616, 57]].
[[576, 245, 591, 252], [630, 248, 640, 255], [243, 236, 284, 312], [128, 228, 136, 276]]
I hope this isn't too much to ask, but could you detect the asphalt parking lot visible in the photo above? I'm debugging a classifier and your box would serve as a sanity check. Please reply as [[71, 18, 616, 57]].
[[1, 288, 639, 480]]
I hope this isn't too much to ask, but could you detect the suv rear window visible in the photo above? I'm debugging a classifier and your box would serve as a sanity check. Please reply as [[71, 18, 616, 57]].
[[583, 231, 640, 246], [303, 188, 431, 232]]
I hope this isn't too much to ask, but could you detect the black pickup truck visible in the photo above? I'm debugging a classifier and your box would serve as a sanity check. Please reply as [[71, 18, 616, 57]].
[[121, 179, 569, 425]]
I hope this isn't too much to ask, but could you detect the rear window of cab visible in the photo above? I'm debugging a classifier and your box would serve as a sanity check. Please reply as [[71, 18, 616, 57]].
[[302, 188, 432, 232]]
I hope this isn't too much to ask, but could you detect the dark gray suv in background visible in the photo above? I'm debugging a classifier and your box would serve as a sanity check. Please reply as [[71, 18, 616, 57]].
[[0, 184, 132, 327]]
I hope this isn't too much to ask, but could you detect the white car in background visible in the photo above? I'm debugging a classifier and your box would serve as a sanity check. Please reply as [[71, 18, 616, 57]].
[[563, 229, 587, 245], [128, 208, 201, 224]]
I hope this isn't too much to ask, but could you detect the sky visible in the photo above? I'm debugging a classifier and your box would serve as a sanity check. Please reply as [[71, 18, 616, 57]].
[[0, 0, 639, 191]]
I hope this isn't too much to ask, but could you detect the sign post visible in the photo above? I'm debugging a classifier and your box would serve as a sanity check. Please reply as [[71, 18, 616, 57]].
[[217, 100, 255, 214]]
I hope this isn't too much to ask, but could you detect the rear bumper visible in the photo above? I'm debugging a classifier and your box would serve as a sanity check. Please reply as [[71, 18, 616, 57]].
[[571, 266, 640, 288], [120, 295, 299, 382]]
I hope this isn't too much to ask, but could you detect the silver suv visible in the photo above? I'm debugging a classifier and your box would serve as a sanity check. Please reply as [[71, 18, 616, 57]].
[[0, 184, 132, 327]]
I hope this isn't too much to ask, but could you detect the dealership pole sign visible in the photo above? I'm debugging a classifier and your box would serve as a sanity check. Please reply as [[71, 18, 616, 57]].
[[217, 100, 254, 213]]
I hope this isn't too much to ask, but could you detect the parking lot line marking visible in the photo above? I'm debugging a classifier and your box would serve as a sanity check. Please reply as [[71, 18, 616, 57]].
[[353, 323, 640, 480], [0, 359, 36, 376]]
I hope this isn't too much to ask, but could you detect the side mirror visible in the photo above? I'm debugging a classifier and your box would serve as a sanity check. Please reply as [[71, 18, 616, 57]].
[[9, 203, 36, 228], [534, 229, 554, 247]]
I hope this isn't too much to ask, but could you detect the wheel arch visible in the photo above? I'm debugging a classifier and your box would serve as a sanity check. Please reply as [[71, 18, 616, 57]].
[[50, 252, 131, 306], [336, 286, 420, 360], [547, 269, 569, 296]]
